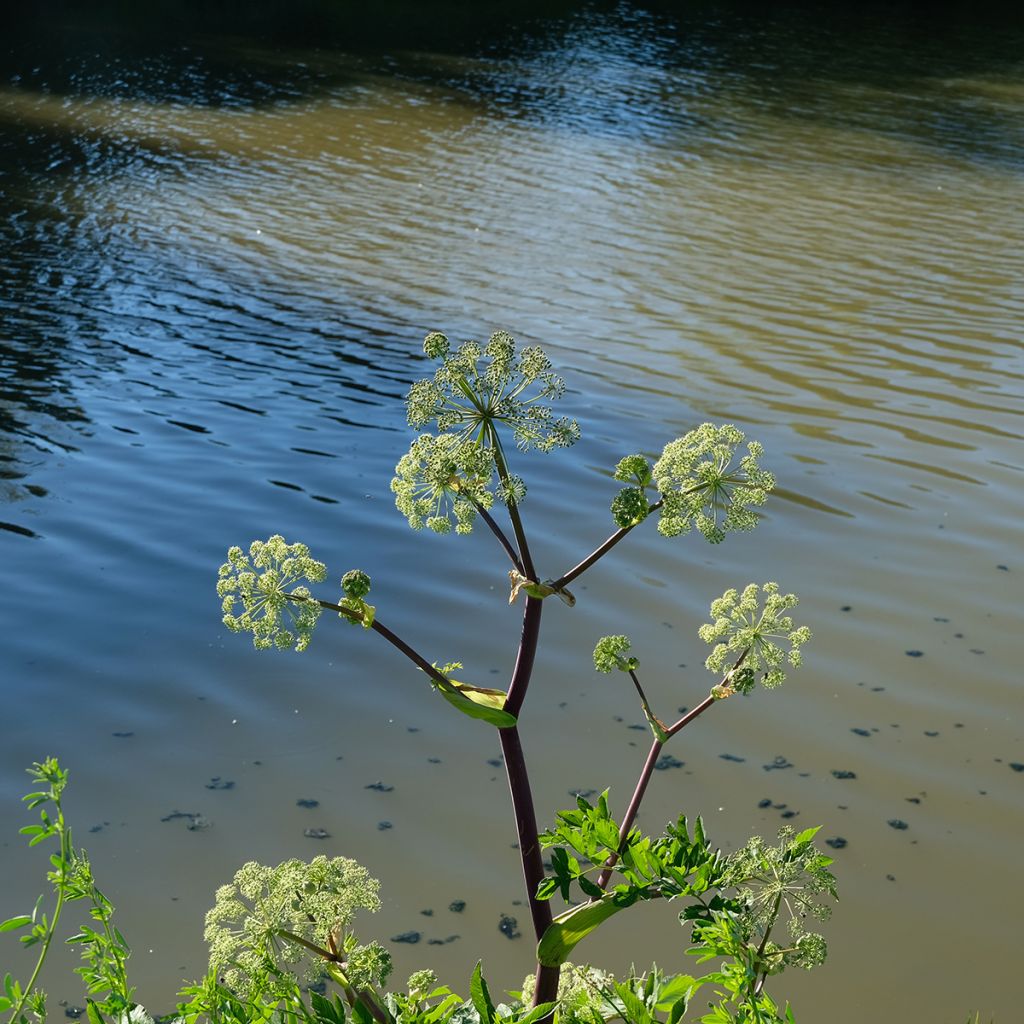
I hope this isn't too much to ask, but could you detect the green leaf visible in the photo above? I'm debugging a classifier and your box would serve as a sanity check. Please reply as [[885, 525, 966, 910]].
[[85, 1000, 105, 1024], [0, 915, 32, 933], [693, 817, 706, 849], [0, 996, 11, 1012], [535, 878, 559, 901], [667, 996, 690, 1024], [794, 823, 819, 847], [351, 1000, 375, 1024], [434, 677, 518, 729], [311, 991, 346, 1024], [654, 976, 699, 1012], [423, 993, 462, 1024], [516, 1002, 558, 1024], [469, 962, 496, 1024], [4, 974, 16, 1000], [577, 875, 604, 900], [536, 896, 627, 967], [619, 986, 652, 1024]]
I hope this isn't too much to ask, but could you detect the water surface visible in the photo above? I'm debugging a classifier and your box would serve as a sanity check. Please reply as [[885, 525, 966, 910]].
[[1, 4, 1022, 1021]]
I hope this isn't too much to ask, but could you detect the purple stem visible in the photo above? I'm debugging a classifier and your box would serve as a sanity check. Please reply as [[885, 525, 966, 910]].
[[596, 693, 717, 890], [474, 501, 524, 575], [551, 499, 664, 590], [313, 597, 449, 686], [497, 596, 559, 1007]]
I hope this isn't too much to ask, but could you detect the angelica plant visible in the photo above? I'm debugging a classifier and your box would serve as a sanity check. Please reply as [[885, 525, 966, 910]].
[[208, 328, 835, 1023]]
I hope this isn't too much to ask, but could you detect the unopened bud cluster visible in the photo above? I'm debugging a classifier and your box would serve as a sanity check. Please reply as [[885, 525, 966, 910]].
[[593, 635, 640, 674]]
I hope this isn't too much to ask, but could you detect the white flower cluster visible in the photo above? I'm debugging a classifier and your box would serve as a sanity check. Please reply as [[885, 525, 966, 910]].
[[407, 331, 578, 454], [217, 536, 326, 651], [391, 432, 496, 535], [653, 423, 774, 543], [204, 856, 389, 997], [699, 582, 811, 689], [394, 331, 579, 534]]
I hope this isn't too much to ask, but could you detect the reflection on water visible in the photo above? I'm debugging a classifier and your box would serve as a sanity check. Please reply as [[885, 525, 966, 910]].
[[1, 4, 1022, 1022]]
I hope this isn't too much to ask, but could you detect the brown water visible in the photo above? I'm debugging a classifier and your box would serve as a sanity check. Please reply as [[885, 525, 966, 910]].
[[1, 4, 1022, 1021]]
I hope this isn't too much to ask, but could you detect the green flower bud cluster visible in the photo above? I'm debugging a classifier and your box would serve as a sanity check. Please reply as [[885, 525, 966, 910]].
[[593, 635, 639, 674], [405, 969, 438, 997], [406, 330, 580, 454], [340, 569, 375, 628], [217, 536, 326, 651], [699, 583, 811, 690], [652, 423, 774, 543], [204, 856, 389, 998], [391, 433, 496, 535], [610, 453, 655, 526]]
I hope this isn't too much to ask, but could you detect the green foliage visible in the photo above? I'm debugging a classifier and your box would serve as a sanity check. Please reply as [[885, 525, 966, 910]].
[[537, 794, 721, 912], [678, 828, 837, 1024], [429, 663, 518, 729], [340, 570, 376, 628], [217, 535, 327, 650], [2, 760, 133, 1024], [699, 584, 811, 690]]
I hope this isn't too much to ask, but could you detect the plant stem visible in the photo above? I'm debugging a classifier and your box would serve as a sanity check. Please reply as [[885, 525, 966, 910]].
[[490, 436, 535, 580], [665, 693, 718, 740], [10, 817, 70, 1023], [281, 932, 391, 1024], [277, 930, 340, 963], [551, 500, 663, 590], [495, 595, 558, 1010], [594, 689, 722, 891], [473, 500, 524, 575], [499, 724, 558, 1008], [752, 891, 784, 998], [596, 737, 663, 890], [503, 597, 543, 719], [312, 598, 450, 687]]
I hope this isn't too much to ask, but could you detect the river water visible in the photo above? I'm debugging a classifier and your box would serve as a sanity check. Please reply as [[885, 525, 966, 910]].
[[1, 3, 1022, 1021]]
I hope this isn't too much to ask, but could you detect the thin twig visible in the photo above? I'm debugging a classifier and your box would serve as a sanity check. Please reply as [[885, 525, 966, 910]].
[[474, 500, 524, 574], [595, 653, 749, 890], [752, 891, 784, 997], [310, 597, 449, 687], [551, 499, 664, 590], [596, 737, 663, 890], [491, 437, 535, 580]]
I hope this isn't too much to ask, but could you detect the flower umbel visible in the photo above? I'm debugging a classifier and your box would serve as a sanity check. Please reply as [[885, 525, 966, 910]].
[[406, 330, 580, 454], [721, 826, 837, 974], [217, 536, 326, 651], [391, 433, 496, 535], [699, 582, 811, 690], [204, 856, 389, 998], [652, 424, 774, 543]]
